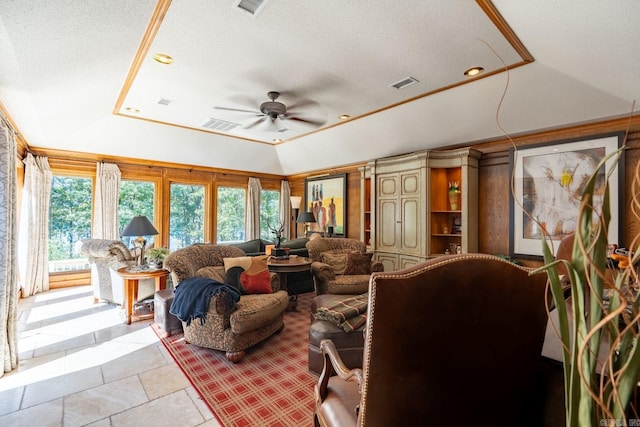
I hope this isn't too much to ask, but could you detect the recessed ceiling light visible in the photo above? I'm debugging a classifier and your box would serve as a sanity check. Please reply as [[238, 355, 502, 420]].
[[339, 115, 350, 120], [153, 53, 174, 64], [464, 67, 484, 77], [125, 107, 140, 114], [273, 138, 282, 143]]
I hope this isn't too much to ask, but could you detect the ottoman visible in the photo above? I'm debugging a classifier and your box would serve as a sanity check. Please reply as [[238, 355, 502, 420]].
[[154, 288, 183, 337], [308, 294, 365, 375]]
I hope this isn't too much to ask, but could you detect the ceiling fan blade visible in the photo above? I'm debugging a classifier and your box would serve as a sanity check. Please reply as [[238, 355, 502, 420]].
[[213, 106, 261, 115], [286, 99, 320, 111], [243, 116, 268, 129], [287, 116, 327, 127]]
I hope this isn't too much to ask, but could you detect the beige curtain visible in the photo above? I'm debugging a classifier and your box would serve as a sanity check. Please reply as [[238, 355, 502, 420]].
[[0, 119, 18, 377], [246, 177, 261, 240], [19, 153, 52, 298], [93, 162, 121, 239], [280, 180, 292, 240]]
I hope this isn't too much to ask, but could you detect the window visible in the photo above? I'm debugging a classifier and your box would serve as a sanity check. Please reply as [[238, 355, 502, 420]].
[[169, 183, 205, 251], [217, 186, 246, 243], [260, 189, 280, 240], [49, 175, 92, 271], [119, 180, 155, 247]]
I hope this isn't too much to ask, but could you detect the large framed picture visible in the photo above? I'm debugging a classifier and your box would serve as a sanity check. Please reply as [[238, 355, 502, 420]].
[[509, 132, 624, 258], [304, 174, 347, 236]]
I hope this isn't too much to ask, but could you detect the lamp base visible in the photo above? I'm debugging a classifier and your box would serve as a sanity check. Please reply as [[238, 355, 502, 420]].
[[272, 248, 288, 259]]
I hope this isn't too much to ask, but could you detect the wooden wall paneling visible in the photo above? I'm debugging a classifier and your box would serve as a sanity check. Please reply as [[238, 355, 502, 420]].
[[347, 171, 361, 238], [287, 166, 363, 239], [623, 132, 640, 247], [478, 155, 510, 256], [476, 124, 640, 266]]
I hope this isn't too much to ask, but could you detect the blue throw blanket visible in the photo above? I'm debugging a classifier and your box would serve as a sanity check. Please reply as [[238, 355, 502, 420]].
[[169, 277, 241, 326]]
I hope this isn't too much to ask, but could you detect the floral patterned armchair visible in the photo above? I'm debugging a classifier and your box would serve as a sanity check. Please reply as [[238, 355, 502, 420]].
[[306, 238, 383, 295], [163, 244, 289, 362]]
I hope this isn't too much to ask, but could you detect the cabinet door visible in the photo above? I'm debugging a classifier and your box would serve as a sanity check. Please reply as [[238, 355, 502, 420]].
[[376, 173, 399, 252], [399, 171, 421, 255], [375, 252, 398, 273], [399, 254, 424, 269]]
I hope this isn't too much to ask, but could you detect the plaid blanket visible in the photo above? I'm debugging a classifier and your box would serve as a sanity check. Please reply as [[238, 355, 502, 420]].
[[314, 293, 368, 332]]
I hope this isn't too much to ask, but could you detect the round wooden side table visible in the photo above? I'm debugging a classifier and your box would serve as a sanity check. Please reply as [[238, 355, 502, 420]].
[[117, 266, 169, 324]]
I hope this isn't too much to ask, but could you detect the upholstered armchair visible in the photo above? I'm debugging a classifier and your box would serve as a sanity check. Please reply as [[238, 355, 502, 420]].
[[314, 254, 549, 426], [163, 244, 289, 362], [306, 238, 383, 295], [76, 239, 156, 305]]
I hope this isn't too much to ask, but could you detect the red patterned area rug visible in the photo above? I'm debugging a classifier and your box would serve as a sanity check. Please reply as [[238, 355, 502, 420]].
[[152, 292, 317, 427]]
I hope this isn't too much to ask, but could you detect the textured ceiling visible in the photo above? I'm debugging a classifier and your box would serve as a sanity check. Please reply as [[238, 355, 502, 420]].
[[0, 0, 638, 175]]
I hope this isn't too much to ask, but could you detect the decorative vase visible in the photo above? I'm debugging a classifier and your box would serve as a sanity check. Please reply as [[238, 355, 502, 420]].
[[448, 190, 460, 210]]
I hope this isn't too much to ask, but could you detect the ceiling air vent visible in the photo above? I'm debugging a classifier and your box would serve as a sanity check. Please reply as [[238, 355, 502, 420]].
[[389, 76, 419, 90], [234, 0, 269, 16], [201, 118, 240, 132], [158, 98, 172, 106]]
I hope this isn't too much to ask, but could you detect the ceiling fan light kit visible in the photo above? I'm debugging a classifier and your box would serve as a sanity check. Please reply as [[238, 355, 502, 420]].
[[260, 91, 287, 120]]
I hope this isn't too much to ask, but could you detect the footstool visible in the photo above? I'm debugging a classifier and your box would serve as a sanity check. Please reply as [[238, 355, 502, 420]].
[[308, 294, 365, 375], [154, 288, 183, 337]]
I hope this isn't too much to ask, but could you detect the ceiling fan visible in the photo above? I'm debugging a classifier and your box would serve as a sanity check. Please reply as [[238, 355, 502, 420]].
[[214, 91, 326, 130]]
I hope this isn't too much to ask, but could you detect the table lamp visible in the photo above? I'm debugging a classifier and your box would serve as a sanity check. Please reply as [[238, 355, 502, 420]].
[[296, 211, 316, 236], [122, 215, 159, 267], [290, 196, 302, 238]]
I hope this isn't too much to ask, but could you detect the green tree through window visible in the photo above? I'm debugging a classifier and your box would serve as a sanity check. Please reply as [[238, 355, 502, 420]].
[[119, 180, 155, 247], [217, 186, 246, 243], [170, 183, 205, 250], [260, 189, 280, 240], [49, 176, 92, 261]]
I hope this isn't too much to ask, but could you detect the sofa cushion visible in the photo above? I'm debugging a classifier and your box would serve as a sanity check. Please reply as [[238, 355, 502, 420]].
[[321, 252, 348, 274], [328, 274, 372, 295], [343, 252, 373, 275], [229, 239, 263, 255], [230, 291, 289, 334], [223, 256, 272, 294], [280, 238, 308, 250]]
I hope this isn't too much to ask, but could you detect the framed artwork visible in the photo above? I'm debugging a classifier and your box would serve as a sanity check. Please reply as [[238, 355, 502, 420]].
[[509, 132, 623, 258], [304, 174, 347, 236]]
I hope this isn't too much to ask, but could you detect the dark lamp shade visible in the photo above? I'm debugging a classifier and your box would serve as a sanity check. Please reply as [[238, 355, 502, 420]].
[[296, 211, 316, 224], [122, 216, 159, 237]]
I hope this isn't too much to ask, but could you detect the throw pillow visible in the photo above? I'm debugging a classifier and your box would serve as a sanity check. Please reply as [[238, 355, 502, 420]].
[[343, 252, 373, 275], [195, 266, 226, 283], [321, 252, 348, 275], [223, 256, 272, 294]]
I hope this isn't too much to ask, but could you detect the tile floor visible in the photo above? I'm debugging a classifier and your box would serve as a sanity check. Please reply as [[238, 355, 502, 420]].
[[0, 286, 221, 427]]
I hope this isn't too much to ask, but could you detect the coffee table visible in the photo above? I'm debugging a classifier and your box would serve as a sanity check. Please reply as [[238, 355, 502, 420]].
[[267, 256, 312, 311]]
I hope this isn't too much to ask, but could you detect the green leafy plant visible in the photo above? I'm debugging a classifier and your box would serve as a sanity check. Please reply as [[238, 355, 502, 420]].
[[532, 149, 640, 426], [146, 247, 170, 265]]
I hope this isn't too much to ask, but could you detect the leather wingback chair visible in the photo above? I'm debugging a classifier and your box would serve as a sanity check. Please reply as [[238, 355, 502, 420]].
[[314, 254, 549, 427], [306, 238, 383, 295]]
